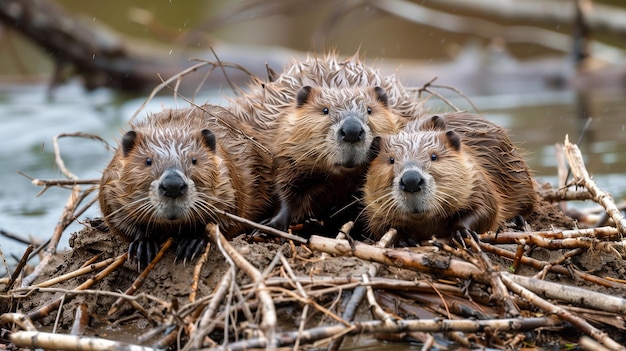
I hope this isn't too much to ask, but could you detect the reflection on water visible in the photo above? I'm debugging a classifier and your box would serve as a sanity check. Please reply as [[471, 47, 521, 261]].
[[0, 81, 625, 266]]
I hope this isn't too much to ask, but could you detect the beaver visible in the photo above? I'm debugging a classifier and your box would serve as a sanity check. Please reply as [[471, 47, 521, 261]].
[[362, 112, 537, 242], [99, 104, 273, 267], [227, 52, 424, 232], [261, 85, 402, 231]]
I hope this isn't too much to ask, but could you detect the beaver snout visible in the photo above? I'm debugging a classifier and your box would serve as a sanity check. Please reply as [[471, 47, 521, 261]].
[[159, 171, 188, 198], [340, 117, 365, 144], [400, 170, 424, 193]]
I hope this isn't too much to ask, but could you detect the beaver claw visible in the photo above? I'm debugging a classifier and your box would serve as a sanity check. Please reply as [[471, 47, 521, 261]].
[[128, 239, 160, 270], [176, 237, 209, 263], [452, 228, 480, 249]]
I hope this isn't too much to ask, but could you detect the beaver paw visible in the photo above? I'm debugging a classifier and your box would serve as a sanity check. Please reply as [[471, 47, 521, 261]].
[[250, 214, 290, 238], [128, 239, 160, 270], [176, 237, 209, 264]]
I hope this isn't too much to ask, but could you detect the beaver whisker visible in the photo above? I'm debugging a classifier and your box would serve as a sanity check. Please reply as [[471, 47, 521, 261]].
[[190, 200, 221, 224], [104, 196, 151, 223], [195, 191, 234, 209]]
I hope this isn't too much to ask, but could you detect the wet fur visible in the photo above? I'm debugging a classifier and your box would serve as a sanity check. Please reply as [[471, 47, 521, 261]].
[[227, 52, 424, 231], [99, 105, 273, 264], [363, 112, 537, 242], [228, 52, 424, 132], [268, 86, 400, 229]]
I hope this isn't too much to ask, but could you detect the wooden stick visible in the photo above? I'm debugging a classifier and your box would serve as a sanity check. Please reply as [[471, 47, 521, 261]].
[[209, 223, 277, 348], [10, 331, 155, 351], [28, 253, 127, 321], [108, 238, 173, 316], [307, 235, 487, 283], [501, 273, 625, 351], [564, 135, 626, 235]]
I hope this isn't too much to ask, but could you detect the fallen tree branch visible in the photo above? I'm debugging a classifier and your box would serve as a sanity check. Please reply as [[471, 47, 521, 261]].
[[564, 136, 626, 235]]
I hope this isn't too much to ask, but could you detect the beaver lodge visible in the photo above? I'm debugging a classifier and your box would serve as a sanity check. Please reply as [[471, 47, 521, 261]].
[[2, 57, 626, 351]]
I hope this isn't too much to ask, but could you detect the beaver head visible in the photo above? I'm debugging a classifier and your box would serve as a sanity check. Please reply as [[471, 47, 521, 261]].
[[279, 85, 398, 172], [115, 126, 222, 227], [363, 122, 481, 238]]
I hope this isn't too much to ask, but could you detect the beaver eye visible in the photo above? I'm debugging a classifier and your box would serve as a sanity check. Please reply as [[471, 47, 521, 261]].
[[367, 107, 372, 115], [145, 158, 152, 166], [322, 107, 329, 115], [430, 153, 438, 161], [192, 157, 197, 165], [389, 157, 395, 164]]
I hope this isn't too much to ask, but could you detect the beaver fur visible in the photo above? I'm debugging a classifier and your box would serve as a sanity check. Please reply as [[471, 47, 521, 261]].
[[362, 112, 537, 242], [99, 104, 273, 267], [228, 52, 424, 232]]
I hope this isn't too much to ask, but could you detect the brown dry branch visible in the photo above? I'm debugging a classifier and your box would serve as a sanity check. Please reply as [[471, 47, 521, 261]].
[[130, 58, 256, 122], [5, 244, 33, 291], [10, 330, 156, 351], [307, 235, 488, 283], [217, 210, 307, 244], [108, 238, 173, 316], [564, 136, 626, 235], [371, 0, 623, 62], [480, 226, 620, 244], [504, 273, 626, 315], [27, 253, 127, 321], [21, 185, 81, 287], [480, 241, 626, 290], [328, 229, 398, 350], [192, 266, 235, 348], [33, 257, 115, 288], [501, 274, 625, 351], [17, 172, 100, 191], [465, 233, 519, 317], [69, 303, 89, 335], [538, 186, 595, 202], [531, 247, 585, 280], [21, 132, 106, 287], [412, 76, 479, 113], [277, 253, 310, 351], [433, 0, 626, 38], [212, 316, 561, 351], [190, 242, 212, 303], [0, 312, 37, 332], [580, 336, 616, 351], [259, 276, 466, 297], [208, 223, 278, 348]]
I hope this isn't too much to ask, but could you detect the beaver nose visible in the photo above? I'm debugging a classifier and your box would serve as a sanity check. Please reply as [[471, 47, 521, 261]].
[[341, 118, 365, 143], [400, 171, 424, 193], [159, 172, 188, 198]]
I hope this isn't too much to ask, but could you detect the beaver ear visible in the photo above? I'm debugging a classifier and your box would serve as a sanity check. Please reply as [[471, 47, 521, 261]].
[[121, 131, 138, 157], [420, 115, 446, 131], [201, 129, 216, 152], [430, 115, 446, 130], [373, 86, 388, 107], [296, 86, 313, 108], [445, 130, 461, 151]]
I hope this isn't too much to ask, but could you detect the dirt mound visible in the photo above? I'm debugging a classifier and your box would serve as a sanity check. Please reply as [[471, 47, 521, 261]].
[[3, 192, 626, 350]]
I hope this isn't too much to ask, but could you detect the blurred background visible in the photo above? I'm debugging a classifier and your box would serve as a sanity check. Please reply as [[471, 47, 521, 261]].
[[0, 0, 625, 261]]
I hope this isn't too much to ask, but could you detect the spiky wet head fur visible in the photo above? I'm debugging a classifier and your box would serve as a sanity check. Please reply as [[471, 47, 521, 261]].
[[228, 52, 424, 132]]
